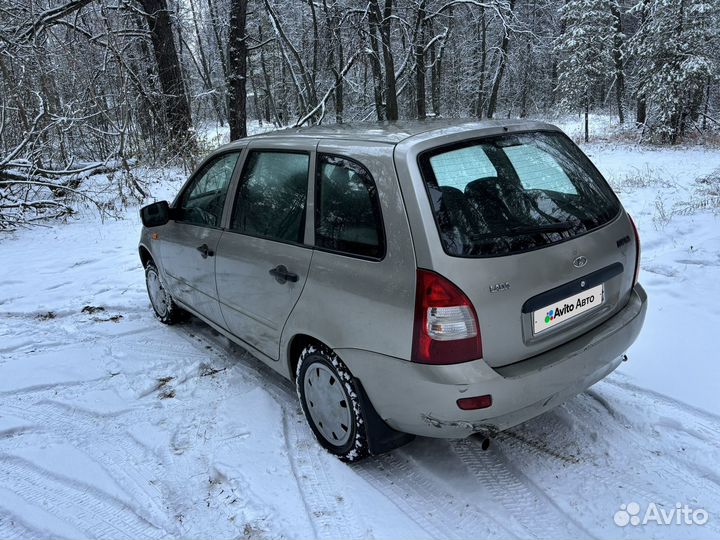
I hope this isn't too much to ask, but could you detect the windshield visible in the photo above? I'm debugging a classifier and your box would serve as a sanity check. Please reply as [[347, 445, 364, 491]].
[[418, 131, 620, 257]]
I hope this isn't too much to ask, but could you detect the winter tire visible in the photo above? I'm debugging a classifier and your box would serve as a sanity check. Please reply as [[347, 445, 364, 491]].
[[145, 261, 183, 324], [296, 343, 370, 462]]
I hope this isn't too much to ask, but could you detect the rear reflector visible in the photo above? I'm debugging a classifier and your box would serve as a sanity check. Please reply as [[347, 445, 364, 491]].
[[412, 269, 482, 365], [457, 394, 492, 410]]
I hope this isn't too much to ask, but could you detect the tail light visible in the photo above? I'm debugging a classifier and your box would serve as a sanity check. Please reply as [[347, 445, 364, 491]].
[[629, 215, 641, 286], [411, 269, 482, 364]]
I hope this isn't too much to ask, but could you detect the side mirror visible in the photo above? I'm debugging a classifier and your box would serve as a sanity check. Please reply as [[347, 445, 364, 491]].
[[140, 200, 171, 228]]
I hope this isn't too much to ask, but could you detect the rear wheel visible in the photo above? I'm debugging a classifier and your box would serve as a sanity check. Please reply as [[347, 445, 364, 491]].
[[296, 344, 369, 462], [145, 261, 183, 324]]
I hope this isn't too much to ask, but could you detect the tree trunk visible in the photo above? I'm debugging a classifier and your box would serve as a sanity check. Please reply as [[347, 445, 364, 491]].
[[370, 0, 398, 121], [610, 2, 625, 124], [702, 79, 711, 130], [550, 1, 567, 109], [635, 0, 650, 127], [247, 56, 263, 125], [207, 0, 228, 78], [518, 0, 536, 118], [474, 7, 487, 118], [519, 37, 531, 118], [334, 35, 345, 123], [227, 0, 248, 141], [430, 18, 450, 117], [138, 0, 195, 152], [258, 23, 281, 126], [322, 0, 344, 123], [188, 0, 225, 126], [414, 0, 427, 119], [263, 0, 316, 118], [368, 5, 385, 121], [585, 97, 590, 143], [636, 98, 647, 126], [486, 0, 514, 119]]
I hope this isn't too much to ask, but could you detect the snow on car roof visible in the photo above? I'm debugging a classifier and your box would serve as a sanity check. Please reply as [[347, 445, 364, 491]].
[[222, 118, 559, 147]]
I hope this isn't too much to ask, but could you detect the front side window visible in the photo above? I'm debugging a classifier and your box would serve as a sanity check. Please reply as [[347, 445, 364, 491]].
[[230, 151, 310, 243], [419, 131, 620, 257], [315, 154, 384, 259], [177, 152, 240, 227]]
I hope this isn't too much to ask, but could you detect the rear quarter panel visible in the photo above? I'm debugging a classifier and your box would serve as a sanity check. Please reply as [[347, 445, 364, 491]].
[[281, 141, 417, 369]]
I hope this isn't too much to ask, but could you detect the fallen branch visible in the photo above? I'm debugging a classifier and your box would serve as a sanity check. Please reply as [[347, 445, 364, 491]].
[[0, 179, 108, 214]]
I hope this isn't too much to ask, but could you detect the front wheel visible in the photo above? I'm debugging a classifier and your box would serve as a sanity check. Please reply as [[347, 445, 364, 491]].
[[296, 344, 369, 462], [145, 261, 183, 324]]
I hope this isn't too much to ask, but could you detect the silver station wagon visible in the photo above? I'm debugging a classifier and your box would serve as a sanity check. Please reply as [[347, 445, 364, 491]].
[[139, 120, 647, 461]]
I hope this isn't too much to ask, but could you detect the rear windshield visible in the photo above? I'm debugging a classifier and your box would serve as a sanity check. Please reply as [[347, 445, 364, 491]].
[[418, 131, 620, 257]]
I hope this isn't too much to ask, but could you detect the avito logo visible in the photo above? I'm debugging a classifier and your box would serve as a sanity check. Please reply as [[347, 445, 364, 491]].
[[545, 302, 574, 323], [543, 293, 597, 325]]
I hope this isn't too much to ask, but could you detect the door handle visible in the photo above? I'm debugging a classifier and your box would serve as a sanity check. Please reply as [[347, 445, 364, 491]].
[[269, 264, 299, 284], [197, 244, 214, 259]]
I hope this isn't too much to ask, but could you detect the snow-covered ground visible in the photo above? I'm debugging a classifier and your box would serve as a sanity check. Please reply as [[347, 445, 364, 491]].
[[1, 136, 720, 539]]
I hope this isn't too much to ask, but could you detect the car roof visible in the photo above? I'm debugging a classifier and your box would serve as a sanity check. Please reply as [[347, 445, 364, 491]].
[[218, 118, 559, 149]]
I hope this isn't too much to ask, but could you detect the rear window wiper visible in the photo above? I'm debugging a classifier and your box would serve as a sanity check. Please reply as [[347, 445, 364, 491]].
[[465, 221, 575, 241], [507, 222, 575, 235]]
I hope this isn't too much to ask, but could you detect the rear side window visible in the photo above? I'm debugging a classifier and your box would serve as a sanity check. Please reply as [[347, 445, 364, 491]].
[[230, 151, 309, 243], [315, 154, 384, 259], [418, 131, 620, 257]]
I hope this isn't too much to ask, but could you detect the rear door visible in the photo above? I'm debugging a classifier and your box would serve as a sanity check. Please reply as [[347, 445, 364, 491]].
[[403, 130, 637, 367], [160, 151, 241, 323], [215, 140, 315, 360]]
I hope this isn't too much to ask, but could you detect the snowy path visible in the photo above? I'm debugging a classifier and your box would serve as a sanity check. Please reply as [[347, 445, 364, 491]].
[[1, 146, 720, 539]]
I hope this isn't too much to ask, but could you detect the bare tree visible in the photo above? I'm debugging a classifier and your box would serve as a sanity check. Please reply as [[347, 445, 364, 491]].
[[369, 0, 399, 120], [139, 0, 195, 151], [487, 0, 515, 119], [227, 0, 249, 140]]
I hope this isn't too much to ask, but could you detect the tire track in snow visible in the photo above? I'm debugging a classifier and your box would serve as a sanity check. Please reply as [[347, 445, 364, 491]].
[[451, 438, 592, 538], [182, 324, 371, 539], [0, 456, 166, 539], [0, 375, 114, 398], [1, 403, 179, 536], [579, 384, 720, 519], [282, 410, 368, 539], [493, 393, 720, 537], [355, 451, 513, 539], [0, 512, 39, 540], [602, 377, 720, 439], [110, 332, 214, 362]]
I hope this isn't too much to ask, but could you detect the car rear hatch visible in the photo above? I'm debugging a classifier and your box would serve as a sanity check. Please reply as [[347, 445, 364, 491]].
[[407, 129, 638, 368]]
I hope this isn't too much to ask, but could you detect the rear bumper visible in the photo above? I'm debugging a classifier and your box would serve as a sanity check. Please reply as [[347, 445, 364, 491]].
[[338, 283, 647, 438]]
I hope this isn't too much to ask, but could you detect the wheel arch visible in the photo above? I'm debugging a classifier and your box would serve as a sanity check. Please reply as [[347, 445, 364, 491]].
[[287, 333, 326, 382], [139, 244, 154, 268]]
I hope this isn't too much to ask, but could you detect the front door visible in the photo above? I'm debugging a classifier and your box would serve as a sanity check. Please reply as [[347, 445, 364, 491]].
[[215, 143, 315, 360], [161, 151, 241, 323]]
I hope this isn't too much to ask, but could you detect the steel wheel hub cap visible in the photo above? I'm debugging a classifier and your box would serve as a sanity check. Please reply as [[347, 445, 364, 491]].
[[303, 363, 352, 446]]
